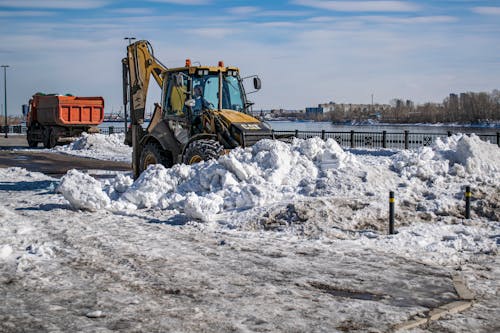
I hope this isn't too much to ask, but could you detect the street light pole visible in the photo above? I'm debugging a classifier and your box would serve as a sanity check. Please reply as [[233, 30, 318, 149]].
[[123, 37, 136, 133], [1, 65, 9, 138]]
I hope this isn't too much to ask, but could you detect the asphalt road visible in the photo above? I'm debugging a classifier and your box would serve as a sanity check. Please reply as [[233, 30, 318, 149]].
[[0, 135, 131, 177]]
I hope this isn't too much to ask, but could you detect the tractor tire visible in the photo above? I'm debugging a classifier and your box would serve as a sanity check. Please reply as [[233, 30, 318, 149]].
[[43, 128, 57, 148], [183, 139, 224, 165], [139, 142, 173, 172]]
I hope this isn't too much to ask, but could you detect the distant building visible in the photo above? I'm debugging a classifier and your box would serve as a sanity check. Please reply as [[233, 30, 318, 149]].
[[305, 106, 324, 114]]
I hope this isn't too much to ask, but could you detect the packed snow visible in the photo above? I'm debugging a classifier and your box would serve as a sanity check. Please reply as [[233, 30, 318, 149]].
[[1, 133, 499, 332]]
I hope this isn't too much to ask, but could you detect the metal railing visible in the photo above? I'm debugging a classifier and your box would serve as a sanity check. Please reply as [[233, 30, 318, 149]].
[[272, 129, 500, 149], [3, 125, 499, 149]]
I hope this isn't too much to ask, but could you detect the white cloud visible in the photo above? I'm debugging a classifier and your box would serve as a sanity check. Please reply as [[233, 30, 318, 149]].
[[227, 6, 259, 15], [186, 27, 236, 38], [0, 10, 55, 16], [364, 15, 457, 24], [147, 0, 210, 5], [257, 10, 312, 17], [472, 6, 500, 15], [0, 0, 109, 9], [259, 21, 297, 28], [109, 8, 154, 15], [293, 0, 419, 12]]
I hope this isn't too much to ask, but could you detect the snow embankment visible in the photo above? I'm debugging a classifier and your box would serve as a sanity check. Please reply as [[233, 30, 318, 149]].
[[54, 132, 131, 162], [58, 134, 499, 223]]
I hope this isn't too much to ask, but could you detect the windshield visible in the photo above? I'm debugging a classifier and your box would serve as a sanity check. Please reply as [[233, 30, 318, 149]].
[[192, 73, 245, 112], [223, 75, 244, 111]]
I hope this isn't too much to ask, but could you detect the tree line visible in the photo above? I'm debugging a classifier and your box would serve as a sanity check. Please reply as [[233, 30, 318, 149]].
[[303, 90, 500, 124]]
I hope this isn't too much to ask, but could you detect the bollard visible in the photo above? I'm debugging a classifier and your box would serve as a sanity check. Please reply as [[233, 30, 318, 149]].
[[447, 131, 452, 137], [321, 129, 325, 140], [389, 191, 395, 235], [382, 130, 387, 149], [350, 130, 355, 148], [404, 130, 409, 149], [294, 129, 299, 138], [465, 186, 471, 219], [109, 126, 114, 135]]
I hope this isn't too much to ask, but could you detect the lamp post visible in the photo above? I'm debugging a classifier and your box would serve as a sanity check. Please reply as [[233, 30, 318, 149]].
[[123, 37, 135, 132], [1, 65, 8, 138]]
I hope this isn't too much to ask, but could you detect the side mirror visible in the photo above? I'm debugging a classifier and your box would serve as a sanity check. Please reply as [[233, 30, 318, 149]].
[[253, 77, 261, 90]]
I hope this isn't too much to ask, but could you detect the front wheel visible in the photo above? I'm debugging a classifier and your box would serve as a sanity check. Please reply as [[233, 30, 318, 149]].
[[183, 139, 223, 165], [139, 142, 173, 173]]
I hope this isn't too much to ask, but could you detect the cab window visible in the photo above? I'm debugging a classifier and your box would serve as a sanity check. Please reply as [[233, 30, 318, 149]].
[[164, 73, 188, 116]]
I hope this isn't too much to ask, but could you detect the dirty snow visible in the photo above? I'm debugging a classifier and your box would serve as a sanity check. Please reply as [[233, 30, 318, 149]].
[[1, 134, 499, 332]]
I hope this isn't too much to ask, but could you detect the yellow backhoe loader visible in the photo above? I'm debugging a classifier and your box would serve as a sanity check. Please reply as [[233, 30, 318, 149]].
[[122, 40, 274, 178]]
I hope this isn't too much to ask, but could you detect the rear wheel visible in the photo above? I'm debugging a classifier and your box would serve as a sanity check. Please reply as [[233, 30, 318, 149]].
[[43, 128, 57, 148], [183, 139, 224, 165], [27, 130, 38, 148], [139, 142, 173, 172]]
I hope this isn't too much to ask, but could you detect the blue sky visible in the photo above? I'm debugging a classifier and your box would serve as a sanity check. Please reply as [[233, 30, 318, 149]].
[[0, 0, 499, 115]]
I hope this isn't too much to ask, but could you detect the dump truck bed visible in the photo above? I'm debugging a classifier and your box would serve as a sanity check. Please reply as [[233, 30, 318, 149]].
[[31, 95, 104, 127]]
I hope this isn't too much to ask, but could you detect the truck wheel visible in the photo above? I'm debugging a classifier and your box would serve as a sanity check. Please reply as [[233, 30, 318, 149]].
[[139, 142, 173, 172], [43, 128, 57, 148], [183, 139, 223, 165], [27, 131, 38, 148], [27, 137, 38, 148]]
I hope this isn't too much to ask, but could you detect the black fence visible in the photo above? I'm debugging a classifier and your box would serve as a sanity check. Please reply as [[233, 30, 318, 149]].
[[3, 125, 499, 150], [272, 129, 500, 149]]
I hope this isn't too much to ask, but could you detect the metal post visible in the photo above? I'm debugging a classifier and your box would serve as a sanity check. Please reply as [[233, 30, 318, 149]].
[[497, 132, 499, 147], [350, 130, 355, 148], [404, 130, 409, 149], [132, 124, 141, 179], [122, 61, 129, 134], [1, 65, 8, 138], [382, 130, 387, 148], [294, 129, 299, 138], [447, 131, 452, 137], [321, 129, 325, 140], [465, 186, 471, 219], [389, 191, 395, 234]]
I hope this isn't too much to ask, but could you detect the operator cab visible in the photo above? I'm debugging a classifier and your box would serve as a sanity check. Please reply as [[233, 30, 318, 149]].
[[161, 60, 261, 143]]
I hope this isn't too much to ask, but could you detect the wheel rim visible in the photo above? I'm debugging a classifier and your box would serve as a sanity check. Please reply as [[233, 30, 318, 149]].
[[189, 155, 203, 164], [143, 154, 157, 168]]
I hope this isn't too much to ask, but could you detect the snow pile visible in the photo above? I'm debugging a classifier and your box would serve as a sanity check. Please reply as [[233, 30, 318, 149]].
[[54, 132, 131, 162], [57, 136, 499, 227], [393, 134, 500, 181], [58, 169, 110, 211], [59, 138, 364, 220]]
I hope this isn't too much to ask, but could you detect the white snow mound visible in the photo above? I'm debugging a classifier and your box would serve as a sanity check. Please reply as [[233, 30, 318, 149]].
[[54, 132, 131, 162], [58, 135, 499, 223], [393, 134, 500, 181], [60, 138, 359, 219], [58, 169, 110, 211]]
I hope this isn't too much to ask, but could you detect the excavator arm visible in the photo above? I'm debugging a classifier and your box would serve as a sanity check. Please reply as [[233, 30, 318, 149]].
[[122, 40, 167, 178], [122, 40, 167, 125]]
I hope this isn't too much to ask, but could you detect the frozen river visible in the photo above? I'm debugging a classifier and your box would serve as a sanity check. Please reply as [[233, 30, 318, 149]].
[[101, 120, 500, 135], [267, 120, 500, 134]]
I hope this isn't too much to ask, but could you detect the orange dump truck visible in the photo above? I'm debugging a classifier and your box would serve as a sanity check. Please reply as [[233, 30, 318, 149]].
[[26, 94, 104, 148]]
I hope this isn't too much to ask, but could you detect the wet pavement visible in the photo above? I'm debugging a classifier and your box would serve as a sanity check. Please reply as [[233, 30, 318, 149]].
[[0, 135, 130, 177]]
